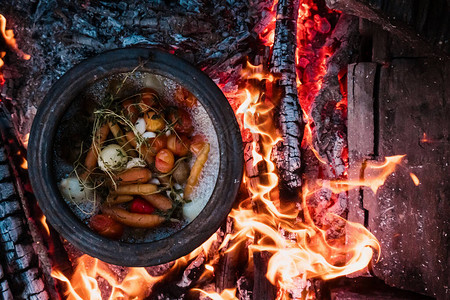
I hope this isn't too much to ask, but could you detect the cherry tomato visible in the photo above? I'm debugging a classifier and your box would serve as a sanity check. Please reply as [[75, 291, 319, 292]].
[[147, 135, 167, 155], [190, 134, 206, 155], [167, 134, 190, 156], [90, 214, 124, 240], [129, 198, 155, 214], [155, 149, 175, 173], [168, 108, 193, 135]]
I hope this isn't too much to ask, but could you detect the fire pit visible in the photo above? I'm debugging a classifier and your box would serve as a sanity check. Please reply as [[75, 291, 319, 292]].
[[27, 47, 243, 266]]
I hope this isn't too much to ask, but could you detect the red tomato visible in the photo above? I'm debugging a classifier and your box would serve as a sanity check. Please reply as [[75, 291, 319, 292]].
[[90, 214, 124, 240], [155, 149, 175, 173], [129, 198, 155, 214], [167, 134, 190, 156], [168, 108, 193, 135]]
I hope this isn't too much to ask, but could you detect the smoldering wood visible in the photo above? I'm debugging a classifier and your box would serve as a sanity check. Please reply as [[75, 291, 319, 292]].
[[311, 14, 359, 180], [252, 251, 277, 300], [325, 0, 450, 57], [270, 0, 304, 193]]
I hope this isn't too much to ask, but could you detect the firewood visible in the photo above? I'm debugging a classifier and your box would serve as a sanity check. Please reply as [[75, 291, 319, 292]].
[[270, 0, 304, 193]]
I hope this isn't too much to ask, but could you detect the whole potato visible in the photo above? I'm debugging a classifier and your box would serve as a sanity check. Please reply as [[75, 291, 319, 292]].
[[172, 161, 190, 184]]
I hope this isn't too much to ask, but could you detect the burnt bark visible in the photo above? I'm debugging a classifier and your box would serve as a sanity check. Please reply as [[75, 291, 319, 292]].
[[311, 14, 359, 179], [270, 0, 304, 193]]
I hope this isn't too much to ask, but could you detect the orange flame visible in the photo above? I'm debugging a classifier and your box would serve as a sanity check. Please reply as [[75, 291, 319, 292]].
[[41, 215, 50, 236], [194, 288, 237, 300], [52, 255, 162, 300], [0, 15, 30, 61], [0, 14, 30, 87], [410, 173, 420, 186]]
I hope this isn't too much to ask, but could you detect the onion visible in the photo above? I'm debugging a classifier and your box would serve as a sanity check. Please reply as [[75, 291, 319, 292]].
[[59, 176, 93, 204], [98, 144, 128, 172]]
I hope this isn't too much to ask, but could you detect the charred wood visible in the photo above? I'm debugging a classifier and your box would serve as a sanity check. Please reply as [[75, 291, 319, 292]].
[[270, 0, 304, 193], [311, 14, 359, 179]]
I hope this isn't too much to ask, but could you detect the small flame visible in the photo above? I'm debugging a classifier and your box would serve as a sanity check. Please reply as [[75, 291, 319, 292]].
[[41, 215, 50, 236], [323, 155, 405, 194], [0, 14, 30, 61], [194, 288, 237, 300], [20, 157, 28, 169], [410, 173, 420, 186]]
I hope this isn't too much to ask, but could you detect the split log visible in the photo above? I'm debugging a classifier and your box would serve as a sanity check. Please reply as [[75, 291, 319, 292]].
[[270, 0, 304, 193]]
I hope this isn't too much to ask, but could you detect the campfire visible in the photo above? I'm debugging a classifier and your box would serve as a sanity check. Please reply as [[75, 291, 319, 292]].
[[0, 0, 448, 299]]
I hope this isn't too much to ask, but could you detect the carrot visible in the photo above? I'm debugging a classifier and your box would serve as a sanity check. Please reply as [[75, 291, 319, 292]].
[[102, 206, 165, 228], [125, 130, 138, 147], [108, 121, 134, 153], [81, 123, 110, 180], [116, 184, 157, 195], [116, 167, 152, 184], [142, 193, 172, 211], [123, 99, 139, 123], [125, 131, 155, 165], [106, 194, 133, 205], [184, 143, 210, 199]]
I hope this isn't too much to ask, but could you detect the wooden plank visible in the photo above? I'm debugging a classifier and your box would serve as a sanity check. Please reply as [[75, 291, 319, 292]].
[[347, 62, 377, 227], [366, 58, 450, 299]]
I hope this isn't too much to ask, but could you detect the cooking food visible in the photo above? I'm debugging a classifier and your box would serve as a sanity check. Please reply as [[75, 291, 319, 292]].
[[57, 73, 218, 241]]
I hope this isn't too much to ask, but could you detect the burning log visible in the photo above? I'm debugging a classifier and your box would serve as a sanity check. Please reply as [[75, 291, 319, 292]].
[[311, 14, 359, 180], [270, 0, 304, 193], [0, 113, 62, 299]]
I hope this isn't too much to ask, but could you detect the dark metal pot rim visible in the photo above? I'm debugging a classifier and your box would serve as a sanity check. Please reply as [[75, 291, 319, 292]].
[[28, 47, 243, 267]]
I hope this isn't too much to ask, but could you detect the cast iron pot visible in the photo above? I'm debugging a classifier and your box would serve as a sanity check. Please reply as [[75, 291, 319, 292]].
[[28, 48, 243, 267]]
